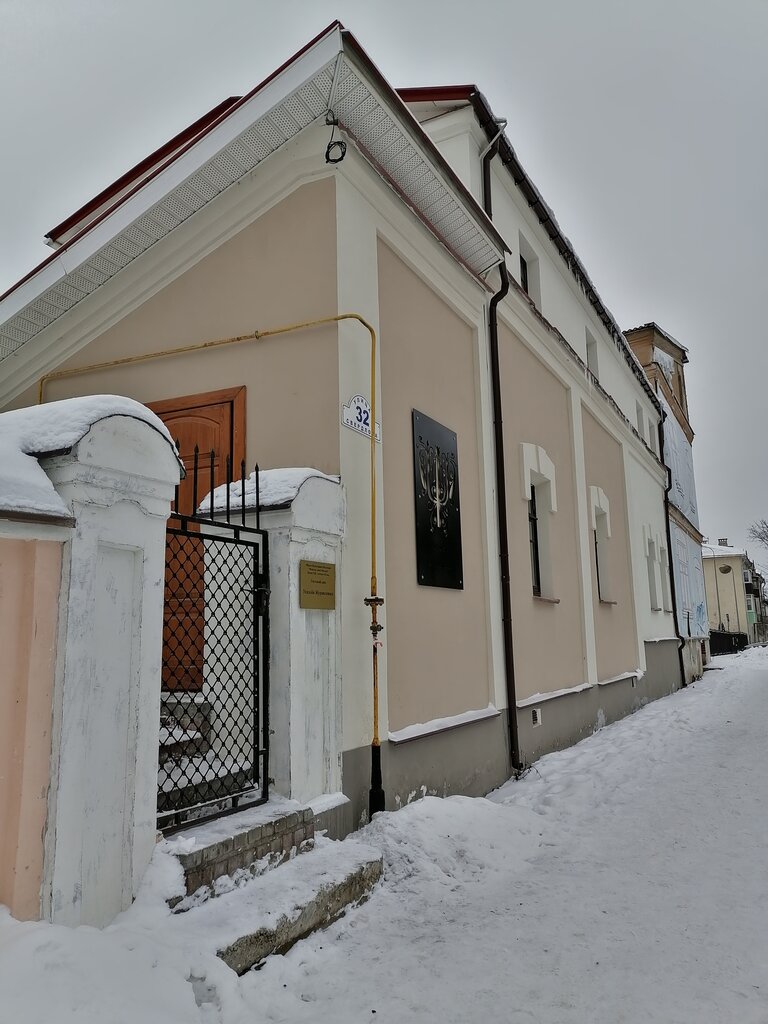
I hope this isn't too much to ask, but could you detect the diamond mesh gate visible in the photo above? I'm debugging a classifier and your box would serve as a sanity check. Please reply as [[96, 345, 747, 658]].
[[158, 450, 269, 834]]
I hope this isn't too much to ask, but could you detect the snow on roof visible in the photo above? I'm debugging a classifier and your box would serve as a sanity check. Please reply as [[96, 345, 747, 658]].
[[625, 322, 689, 354], [701, 544, 746, 558], [0, 395, 174, 520], [203, 467, 339, 514]]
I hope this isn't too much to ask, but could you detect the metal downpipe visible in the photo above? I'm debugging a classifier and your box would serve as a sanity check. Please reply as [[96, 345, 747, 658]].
[[659, 416, 687, 687], [483, 133, 523, 773]]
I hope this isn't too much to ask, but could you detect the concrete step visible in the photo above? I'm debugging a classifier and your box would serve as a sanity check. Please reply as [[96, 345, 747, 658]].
[[158, 723, 208, 762], [159, 692, 213, 762], [158, 835, 383, 975], [164, 798, 316, 911]]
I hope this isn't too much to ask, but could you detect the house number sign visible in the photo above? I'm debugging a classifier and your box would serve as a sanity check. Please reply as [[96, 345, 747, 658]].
[[342, 395, 381, 442]]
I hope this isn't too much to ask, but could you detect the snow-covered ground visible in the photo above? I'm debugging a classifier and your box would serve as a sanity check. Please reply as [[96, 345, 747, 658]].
[[3, 649, 768, 1023]]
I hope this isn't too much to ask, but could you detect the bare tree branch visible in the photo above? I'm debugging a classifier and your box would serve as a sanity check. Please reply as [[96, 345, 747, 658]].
[[748, 520, 768, 550]]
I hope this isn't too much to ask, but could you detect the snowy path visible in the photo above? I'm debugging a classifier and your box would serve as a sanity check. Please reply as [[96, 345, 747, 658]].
[[2, 650, 767, 1023], [248, 652, 768, 1024]]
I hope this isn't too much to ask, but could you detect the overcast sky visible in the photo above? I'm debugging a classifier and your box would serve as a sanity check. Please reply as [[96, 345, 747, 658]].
[[2, 0, 767, 555]]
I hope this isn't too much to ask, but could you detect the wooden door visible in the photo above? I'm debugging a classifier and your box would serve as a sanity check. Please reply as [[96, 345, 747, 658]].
[[150, 387, 246, 691]]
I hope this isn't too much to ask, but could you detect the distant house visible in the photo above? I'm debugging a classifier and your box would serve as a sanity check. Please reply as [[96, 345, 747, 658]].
[[0, 22, 681, 836], [703, 541, 768, 648], [626, 323, 708, 681]]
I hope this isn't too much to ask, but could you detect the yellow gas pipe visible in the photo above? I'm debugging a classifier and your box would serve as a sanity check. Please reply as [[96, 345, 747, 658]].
[[38, 313, 386, 815]]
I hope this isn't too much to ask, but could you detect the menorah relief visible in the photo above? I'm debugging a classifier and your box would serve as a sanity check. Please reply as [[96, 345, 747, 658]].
[[416, 439, 457, 536]]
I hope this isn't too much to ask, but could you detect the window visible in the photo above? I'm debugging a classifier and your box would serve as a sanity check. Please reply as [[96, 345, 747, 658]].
[[521, 443, 557, 600], [585, 328, 599, 381], [636, 401, 644, 438], [529, 486, 541, 596], [677, 536, 692, 619], [743, 569, 751, 583], [589, 486, 613, 603], [518, 233, 541, 307], [647, 421, 658, 456], [747, 596, 754, 613]]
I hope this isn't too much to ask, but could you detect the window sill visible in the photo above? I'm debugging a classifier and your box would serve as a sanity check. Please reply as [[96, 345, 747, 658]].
[[599, 598, 618, 606], [533, 594, 561, 605]]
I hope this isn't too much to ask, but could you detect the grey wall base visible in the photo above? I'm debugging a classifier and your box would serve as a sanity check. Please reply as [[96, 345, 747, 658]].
[[517, 639, 682, 764], [335, 640, 681, 838], [339, 712, 510, 835], [680, 636, 706, 684]]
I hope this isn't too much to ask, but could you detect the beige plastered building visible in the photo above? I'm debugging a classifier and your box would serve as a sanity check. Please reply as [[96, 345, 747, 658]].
[[0, 23, 681, 833]]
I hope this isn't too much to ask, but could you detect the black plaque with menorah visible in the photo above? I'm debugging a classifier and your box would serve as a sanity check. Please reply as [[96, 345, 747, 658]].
[[412, 409, 464, 589]]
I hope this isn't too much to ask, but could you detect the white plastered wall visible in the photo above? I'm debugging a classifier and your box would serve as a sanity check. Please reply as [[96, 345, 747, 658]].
[[625, 445, 677, 648]]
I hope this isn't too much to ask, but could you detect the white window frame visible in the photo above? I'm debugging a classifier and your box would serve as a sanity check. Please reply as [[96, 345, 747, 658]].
[[521, 443, 557, 600], [518, 232, 542, 308], [589, 485, 613, 603], [585, 327, 599, 381]]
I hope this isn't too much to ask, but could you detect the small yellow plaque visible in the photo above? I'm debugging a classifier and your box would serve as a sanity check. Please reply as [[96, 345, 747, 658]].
[[299, 560, 336, 610]]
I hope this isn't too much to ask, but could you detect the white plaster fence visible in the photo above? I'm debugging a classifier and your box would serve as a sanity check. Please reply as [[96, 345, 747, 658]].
[[0, 400, 346, 928], [0, 400, 180, 927]]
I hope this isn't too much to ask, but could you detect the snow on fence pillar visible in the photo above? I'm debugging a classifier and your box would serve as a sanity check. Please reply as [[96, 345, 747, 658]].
[[28, 402, 180, 927]]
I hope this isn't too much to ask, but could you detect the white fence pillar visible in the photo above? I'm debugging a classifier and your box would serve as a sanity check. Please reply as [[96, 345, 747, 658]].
[[41, 415, 179, 927], [258, 476, 344, 805]]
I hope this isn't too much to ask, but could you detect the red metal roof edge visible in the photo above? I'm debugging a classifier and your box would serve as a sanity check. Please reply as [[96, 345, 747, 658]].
[[0, 21, 345, 306], [396, 85, 475, 104], [45, 96, 243, 243]]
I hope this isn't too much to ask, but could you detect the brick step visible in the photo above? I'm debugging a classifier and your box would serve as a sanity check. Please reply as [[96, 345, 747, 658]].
[[164, 798, 316, 911], [158, 835, 383, 975]]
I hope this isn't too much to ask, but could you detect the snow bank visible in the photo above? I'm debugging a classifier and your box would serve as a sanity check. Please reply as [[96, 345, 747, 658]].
[[0, 396, 174, 519], [4, 648, 768, 1022], [202, 467, 340, 513]]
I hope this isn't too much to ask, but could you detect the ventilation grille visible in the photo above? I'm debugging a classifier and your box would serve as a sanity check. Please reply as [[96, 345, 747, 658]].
[[531, 707, 542, 728]]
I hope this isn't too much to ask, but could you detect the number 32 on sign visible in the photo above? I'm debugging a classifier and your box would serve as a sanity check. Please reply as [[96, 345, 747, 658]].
[[342, 395, 381, 442]]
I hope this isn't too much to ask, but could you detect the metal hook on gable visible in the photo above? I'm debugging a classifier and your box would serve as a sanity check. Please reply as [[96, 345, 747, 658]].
[[325, 109, 347, 164]]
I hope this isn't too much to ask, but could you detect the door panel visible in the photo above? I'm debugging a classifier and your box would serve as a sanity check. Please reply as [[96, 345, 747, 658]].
[[149, 388, 246, 691]]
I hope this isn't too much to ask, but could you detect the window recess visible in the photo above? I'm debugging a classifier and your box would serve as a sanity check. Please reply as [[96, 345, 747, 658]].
[[589, 486, 614, 604], [518, 233, 541, 308], [521, 443, 557, 600]]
